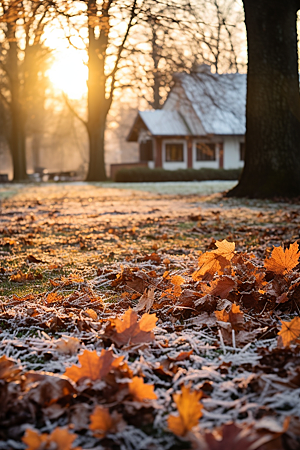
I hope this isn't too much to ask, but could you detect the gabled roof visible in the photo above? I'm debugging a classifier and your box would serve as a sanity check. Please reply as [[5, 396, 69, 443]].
[[127, 69, 246, 141], [127, 110, 191, 141], [176, 71, 246, 135]]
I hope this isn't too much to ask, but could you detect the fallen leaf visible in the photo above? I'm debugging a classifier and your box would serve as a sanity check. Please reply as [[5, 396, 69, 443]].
[[106, 308, 157, 346], [134, 287, 155, 312], [215, 304, 244, 330], [55, 337, 81, 355], [202, 276, 236, 299], [46, 292, 63, 304], [0, 355, 22, 381], [193, 240, 235, 279], [65, 349, 124, 383], [264, 242, 300, 275], [171, 275, 185, 286], [167, 384, 203, 436], [22, 427, 80, 450], [27, 255, 45, 264], [278, 316, 300, 346], [89, 406, 125, 438], [128, 376, 157, 402]]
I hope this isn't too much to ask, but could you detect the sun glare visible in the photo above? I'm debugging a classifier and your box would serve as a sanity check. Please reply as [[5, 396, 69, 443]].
[[48, 51, 88, 100]]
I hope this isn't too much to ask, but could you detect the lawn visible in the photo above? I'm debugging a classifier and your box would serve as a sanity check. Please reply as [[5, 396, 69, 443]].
[[0, 182, 299, 450]]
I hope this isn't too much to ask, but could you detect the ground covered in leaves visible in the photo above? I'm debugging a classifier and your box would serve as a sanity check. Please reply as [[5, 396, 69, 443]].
[[0, 182, 300, 450]]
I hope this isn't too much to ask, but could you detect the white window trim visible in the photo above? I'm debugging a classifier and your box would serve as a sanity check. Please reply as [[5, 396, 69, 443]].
[[162, 139, 187, 164]]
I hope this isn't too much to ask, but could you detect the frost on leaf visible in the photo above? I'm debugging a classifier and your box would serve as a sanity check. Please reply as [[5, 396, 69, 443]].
[[22, 427, 80, 450], [278, 316, 300, 346], [215, 304, 244, 331], [64, 349, 124, 383], [193, 240, 235, 280], [167, 384, 203, 436], [134, 286, 155, 312], [264, 242, 300, 275], [89, 406, 125, 438], [106, 308, 157, 346], [128, 376, 157, 402]]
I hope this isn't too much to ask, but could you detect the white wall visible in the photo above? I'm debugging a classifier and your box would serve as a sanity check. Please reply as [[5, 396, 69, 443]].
[[223, 136, 244, 169], [192, 140, 219, 169], [162, 139, 187, 170]]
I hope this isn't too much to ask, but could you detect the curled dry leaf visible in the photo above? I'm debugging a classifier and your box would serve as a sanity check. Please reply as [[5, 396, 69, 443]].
[[193, 240, 235, 279], [106, 308, 157, 346], [264, 242, 300, 275], [22, 427, 80, 450], [89, 405, 125, 438], [278, 316, 300, 346], [128, 376, 157, 402], [46, 292, 63, 304], [215, 304, 244, 331], [64, 349, 124, 383], [134, 286, 155, 312], [167, 384, 203, 436]]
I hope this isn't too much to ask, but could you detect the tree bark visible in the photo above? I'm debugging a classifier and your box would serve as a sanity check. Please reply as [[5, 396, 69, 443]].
[[7, 30, 27, 182], [227, 0, 300, 198]]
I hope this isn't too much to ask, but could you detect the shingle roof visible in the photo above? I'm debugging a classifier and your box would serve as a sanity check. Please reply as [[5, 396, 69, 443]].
[[178, 72, 246, 135], [139, 110, 191, 135]]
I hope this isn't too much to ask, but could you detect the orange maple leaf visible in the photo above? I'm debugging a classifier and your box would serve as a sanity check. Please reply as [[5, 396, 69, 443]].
[[128, 376, 157, 402], [64, 349, 123, 383], [278, 316, 300, 346], [215, 304, 244, 330], [46, 292, 63, 304], [264, 242, 300, 275], [22, 427, 80, 450], [89, 406, 125, 438], [167, 385, 203, 436], [107, 308, 157, 346], [192, 240, 235, 279], [171, 275, 185, 286]]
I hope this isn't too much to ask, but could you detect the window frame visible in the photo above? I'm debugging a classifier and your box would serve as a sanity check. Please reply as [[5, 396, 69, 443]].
[[162, 139, 187, 165], [195, 142, 216, 161]]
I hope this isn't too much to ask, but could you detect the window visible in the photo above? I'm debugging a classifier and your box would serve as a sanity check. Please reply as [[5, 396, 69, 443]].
[[196, 143, 216, 161], [140, 140, 153, 161], [165, 143, 184, 162], [240, 142, 245, 161]]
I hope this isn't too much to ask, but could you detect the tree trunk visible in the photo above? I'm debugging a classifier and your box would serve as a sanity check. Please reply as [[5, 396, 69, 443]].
[[85, 0, 108, 182], [7, 31, 27, 182], [227, 1, 300, 198]]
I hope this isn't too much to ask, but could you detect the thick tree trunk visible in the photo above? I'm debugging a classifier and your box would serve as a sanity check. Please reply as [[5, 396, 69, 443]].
[[7, 34, 27, 182], [228, 1, 300, 198]]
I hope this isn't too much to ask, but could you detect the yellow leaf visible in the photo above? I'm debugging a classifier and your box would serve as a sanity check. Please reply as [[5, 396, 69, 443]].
[[192, 240, 235, 279], [128, 376, 157, 402], [64, 349, 123, 383], [278, 316, 300, 346], [167, 385, 203, 436], [22, 427, 80, 450], [264, 242, 300, 275]]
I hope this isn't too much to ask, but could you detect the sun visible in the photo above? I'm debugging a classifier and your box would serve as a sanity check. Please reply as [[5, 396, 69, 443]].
[[48, 50, 88, 100]]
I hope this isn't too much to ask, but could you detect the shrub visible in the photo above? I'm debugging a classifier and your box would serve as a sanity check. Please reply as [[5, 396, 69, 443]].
[[115, 167, 242, 183]]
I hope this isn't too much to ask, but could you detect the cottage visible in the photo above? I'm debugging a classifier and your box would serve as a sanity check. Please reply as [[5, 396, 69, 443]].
[[127, 65, 246, 171]]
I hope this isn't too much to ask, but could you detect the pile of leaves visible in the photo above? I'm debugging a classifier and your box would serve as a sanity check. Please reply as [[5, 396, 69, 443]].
[[1, 185, 300, 449]]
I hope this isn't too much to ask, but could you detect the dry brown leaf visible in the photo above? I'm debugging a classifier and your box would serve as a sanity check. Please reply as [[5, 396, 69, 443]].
[[264, 242, 300, 275], [278, 316, 300, 346], [202, 276, 236, 298], [215, 304, 244, 330], [84, 308, 98, 319], [128, 376, 157, 402], [22, 427, 80, 450], [171, 275, 185, 286], [193, 240, 235, 279], [64, 349, 123, 383], [107, 308, 157, 346], [167, 384, 203, 436], [134, 287, 155, 312]]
